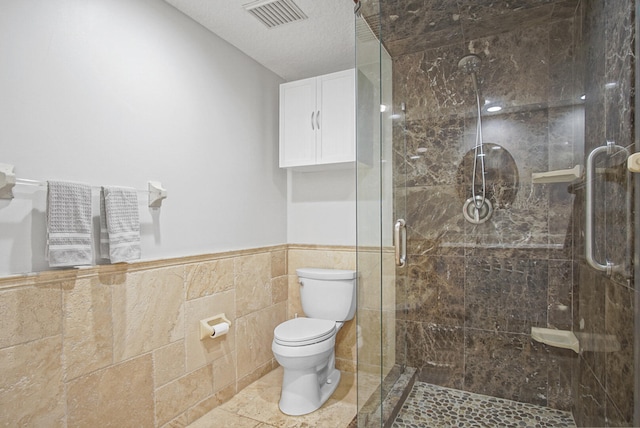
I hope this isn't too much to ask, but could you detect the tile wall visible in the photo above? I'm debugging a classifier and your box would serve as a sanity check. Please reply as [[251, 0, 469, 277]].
[[0, 244, 356, 427], [572, 0, 636, 426], [387, 0, 582, 413], [378, 0, 636, 425]]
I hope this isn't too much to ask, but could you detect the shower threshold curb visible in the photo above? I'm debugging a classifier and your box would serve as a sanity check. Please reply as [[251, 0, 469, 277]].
[[348, 365, 417, 428]]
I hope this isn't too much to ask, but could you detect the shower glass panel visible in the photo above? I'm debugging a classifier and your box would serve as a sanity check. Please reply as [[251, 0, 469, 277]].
[[355, 1, 399, 425], [356, 0, 638, 426]]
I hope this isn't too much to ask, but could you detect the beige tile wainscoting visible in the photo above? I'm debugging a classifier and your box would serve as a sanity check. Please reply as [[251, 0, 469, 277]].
[[0, 244, 356, 427]]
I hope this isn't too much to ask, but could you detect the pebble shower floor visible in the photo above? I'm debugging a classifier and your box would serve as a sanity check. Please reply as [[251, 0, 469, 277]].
[[392, 381, 577, 428]]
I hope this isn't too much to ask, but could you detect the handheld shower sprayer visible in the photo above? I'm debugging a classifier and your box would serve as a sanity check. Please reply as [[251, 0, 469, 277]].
[[457, 54, 481, 75], [458, 54, 492, 224]]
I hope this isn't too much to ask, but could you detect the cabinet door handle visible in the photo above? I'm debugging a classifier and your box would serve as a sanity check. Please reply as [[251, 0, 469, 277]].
[[311, 111, 315, 130], [316, 110, 320, 129]]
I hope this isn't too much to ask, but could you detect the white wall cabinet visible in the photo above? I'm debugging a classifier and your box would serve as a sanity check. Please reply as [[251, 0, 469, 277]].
[[279, 69, 355, 169]]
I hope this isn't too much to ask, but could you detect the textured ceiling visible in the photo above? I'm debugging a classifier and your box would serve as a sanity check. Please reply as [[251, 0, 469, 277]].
[[162, 0, 578, 81], [164, 0, 355, 81]]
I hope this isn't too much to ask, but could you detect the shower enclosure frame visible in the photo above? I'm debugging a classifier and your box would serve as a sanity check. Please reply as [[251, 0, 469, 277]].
[[355, 0, 639, 426], [354, 1, 401, 424]]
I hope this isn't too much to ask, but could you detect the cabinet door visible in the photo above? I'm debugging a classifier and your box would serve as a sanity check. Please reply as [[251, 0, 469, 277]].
[[316, 69, 355, 165], [279, 77, 317, 167]]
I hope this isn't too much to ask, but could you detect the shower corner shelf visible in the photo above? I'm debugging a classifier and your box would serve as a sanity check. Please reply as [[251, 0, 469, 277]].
[[531, 165, 583, 184], [531, 327, 579, 353]]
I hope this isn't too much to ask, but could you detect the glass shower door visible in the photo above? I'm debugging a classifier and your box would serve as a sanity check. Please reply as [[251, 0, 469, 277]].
[[356, 0, 638, 426], [355, 0, 401, 425]]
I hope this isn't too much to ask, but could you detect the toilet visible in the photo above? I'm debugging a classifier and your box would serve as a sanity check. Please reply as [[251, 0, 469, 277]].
[[272, 267, 357, 416]]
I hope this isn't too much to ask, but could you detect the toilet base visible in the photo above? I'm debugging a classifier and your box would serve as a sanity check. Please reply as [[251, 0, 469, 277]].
[[278, 368, 341, 416]]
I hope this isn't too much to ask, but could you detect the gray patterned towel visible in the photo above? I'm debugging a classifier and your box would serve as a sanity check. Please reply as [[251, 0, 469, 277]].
[[101, 186, 141, 263], [46, 180, 93, 267]]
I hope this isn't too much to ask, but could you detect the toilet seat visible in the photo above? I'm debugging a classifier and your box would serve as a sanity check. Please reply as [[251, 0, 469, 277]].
[[274, 318, 336, 346]]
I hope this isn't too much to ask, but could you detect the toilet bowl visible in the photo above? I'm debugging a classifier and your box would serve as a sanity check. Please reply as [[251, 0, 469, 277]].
[[272, 268, 356, 416], [272, 317, 341, 415]]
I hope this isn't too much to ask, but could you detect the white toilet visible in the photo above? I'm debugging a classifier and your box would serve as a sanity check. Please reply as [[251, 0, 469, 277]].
[[272, 267, 357, 416]]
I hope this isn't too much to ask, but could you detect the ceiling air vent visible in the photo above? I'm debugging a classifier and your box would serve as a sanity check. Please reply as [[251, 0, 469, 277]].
[[243, 0, 308, 29]]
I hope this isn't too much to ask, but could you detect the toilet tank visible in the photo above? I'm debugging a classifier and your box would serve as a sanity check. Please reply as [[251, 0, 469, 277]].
[[296, 268, 357, 321]]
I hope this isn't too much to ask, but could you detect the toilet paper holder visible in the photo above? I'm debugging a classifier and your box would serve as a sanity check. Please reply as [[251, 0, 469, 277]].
[[199, 313, 232, 340]]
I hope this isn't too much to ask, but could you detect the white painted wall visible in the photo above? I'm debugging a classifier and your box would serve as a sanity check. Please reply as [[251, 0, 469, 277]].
[[287, 168, 356, 246], [0, 0, 288, 275]]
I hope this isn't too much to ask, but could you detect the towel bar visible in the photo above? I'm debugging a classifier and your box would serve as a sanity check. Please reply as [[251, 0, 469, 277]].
[[0, 163, 167, 207]]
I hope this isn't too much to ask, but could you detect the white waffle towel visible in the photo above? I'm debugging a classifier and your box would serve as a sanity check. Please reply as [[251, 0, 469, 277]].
[[101, 186, 141, 263], [99, 188, 109, 259], [46, 180, 93, 267]]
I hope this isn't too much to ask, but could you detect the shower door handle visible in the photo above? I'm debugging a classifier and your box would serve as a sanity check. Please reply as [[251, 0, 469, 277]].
[[394, 219, 407, 267], [585, 142, 629, 276]]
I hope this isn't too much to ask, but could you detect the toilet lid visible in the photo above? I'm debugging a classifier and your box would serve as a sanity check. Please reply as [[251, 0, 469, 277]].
[[274, 318, 336, 346]]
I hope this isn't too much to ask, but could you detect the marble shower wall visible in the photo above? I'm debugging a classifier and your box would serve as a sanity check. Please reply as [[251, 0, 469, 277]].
[[572, 0, 636, 426], [384, 0, 637, 424], [0, 244, 357, 427], [387, 0, 584, 413]]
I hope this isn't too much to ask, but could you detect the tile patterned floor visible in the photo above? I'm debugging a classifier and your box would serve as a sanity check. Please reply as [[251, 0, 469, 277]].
[[392, 382, 577, 428], [189, 369, 577, 428], [188, 367, 357, 428]]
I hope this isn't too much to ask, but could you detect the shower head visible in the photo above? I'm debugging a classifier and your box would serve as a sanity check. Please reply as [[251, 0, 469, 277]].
[[458, 54, 481, 75]]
